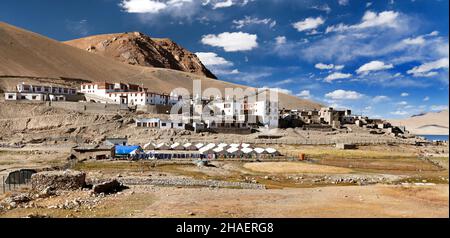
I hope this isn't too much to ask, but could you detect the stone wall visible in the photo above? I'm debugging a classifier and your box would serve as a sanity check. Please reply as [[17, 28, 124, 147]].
[[46, 101, 122, 113]]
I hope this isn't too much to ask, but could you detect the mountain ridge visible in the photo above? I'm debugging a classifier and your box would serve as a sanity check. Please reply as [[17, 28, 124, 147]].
[[64, 32, 217, 79], [0, 22, 322, 110]]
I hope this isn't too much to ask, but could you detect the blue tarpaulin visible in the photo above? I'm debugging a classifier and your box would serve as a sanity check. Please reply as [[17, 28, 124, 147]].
[[115, 145, 142, 156]]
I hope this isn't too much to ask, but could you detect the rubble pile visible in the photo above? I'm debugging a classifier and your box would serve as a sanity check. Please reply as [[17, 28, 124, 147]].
[[31, 170, 86, 192]]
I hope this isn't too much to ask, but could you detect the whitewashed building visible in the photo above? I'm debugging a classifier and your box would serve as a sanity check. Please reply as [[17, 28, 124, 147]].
[[5, 82, 77, 102], [80, 82, 180, 106]]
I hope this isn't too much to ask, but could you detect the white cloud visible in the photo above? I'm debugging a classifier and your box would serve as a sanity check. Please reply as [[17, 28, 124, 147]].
[[120, 0, 168, 13], [201, 32, 258, 52], [338, 0, 349, 6], [430, 105, 449, 111], [326, 11, 400, 33], [391, 110, 408, 116], [334, 65, 345, 70], [325, 90, 364, 100], [407, 58, 449, 77], [195, 52, 232, 66], [356, 61, 394, 74], [397, 101, 408, 106], [315, 63, 334, 70], [293, 17, 325, 32], [297, 90, 311, 99], [423, 96, 430, 102], [325, 72, 352, 82], [195, 52, 239, 76], [402, 35, 425, 45], [212, 0, 233, 9], [260, 86, 292, 95], [275, 36, 287, 45], [315, 63, 345, 71], [400, 92, 409, 97], [233, 16, 276, 29], [66, 19, 90, 36], [311, 4, 331, 14], [373, 95, 390, 103]]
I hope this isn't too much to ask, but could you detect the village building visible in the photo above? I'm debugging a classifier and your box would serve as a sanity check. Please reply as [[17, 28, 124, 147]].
[[80, 82, 181, 106], [4, 82, 77, 102], [104, 138, 128, 146], [135, 118, 186, 130], [71, 145, 116, 160]]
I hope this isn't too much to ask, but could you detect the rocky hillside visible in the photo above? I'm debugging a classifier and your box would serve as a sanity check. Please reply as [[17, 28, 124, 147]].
[[390, 110, 449, 135], [65, 32, 217, 79]]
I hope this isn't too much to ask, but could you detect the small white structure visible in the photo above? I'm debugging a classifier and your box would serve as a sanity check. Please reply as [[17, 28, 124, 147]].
[[183, 143, 197, 151], [241, 147, 254, 154], [253, 148, 266, 154], [227, 147, 240, 154], [170, 143, 185, 150], [155, 143, 170, 150], [143, 142, 156, 150], [217, 143, 228, 148], [136, 119, 160, 128], [195, 143, 204, 150], [199, 144, 215, 154], [213, 147, 225, 154], [265, 148, 280, 155]]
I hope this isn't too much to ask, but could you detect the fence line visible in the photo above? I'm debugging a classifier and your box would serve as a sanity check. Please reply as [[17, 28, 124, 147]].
[[1, 174, 32, 194], [182, 137, 415, 146]]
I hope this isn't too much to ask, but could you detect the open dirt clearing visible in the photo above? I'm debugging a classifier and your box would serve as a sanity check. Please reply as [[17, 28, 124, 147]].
[[243, 162, 353, 174], [2, 184, 448, 218]]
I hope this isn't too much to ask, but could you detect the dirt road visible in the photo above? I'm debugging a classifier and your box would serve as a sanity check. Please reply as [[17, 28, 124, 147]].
[[127, 184, 449, 218]]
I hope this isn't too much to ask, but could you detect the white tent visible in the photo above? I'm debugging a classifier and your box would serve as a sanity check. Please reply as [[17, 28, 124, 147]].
[[213, 147, 225, 154], [199, 145, 214, 154], [206, 143, 216, 148], [241, 143, 251, 148], [265, 148, 279, 155], [195, 143, 204, 149], [253, 148, 266, 154], [229, 143, 240, 148], [183, 143, 197, 151], [241, 147, 254, 154], [226, 147, 240, 154], [217, 143, 228, 148], [155, 143, 170, 150], [143, 142, 156, 150], [171, 142, 185, 150]]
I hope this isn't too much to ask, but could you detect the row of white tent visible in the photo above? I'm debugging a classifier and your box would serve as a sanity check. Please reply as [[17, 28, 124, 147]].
[[143, 142, 279, 155]]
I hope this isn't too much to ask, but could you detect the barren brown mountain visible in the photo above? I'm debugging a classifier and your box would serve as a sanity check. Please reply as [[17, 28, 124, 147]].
[[390, 110, 449, 135], [0, 22, 321, 110], [65, 32, 217, 79]]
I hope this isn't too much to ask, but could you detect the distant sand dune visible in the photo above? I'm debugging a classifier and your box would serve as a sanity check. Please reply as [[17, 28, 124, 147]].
[[390, 110, 449, 135]]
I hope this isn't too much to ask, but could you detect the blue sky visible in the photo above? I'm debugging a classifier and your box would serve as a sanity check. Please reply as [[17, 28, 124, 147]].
[[1, 0, 448, 119]]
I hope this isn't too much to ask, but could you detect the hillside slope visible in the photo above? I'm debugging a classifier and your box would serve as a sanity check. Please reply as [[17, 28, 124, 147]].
[[0, 22, 321, 110], [65, 32, 217, 79], [390, 110, 449, 135]]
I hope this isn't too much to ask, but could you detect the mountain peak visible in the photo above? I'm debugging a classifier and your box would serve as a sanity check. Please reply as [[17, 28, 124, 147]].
[[65, 32, 217, 79]]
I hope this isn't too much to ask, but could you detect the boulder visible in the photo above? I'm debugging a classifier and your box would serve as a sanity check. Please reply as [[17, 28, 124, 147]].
[[31, 170, 86, 192], [92, 179, 123, 194]]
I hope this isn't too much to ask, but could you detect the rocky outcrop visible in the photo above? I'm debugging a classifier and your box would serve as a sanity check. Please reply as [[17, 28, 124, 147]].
[[92, 179, 125, 194], [65, 32, 217, 79]]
